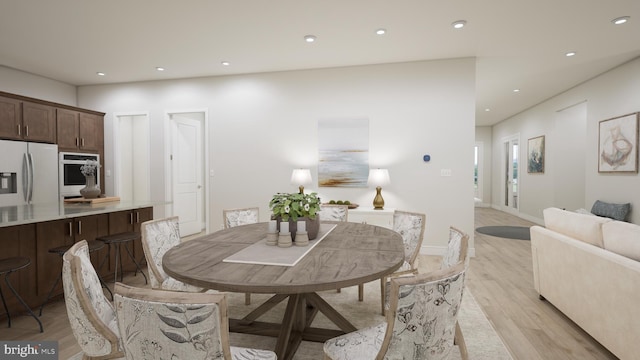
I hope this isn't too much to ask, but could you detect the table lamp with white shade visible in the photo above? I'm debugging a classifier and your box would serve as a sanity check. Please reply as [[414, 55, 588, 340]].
[[368, 168, 390, 210], [291, 168, 312, 194]]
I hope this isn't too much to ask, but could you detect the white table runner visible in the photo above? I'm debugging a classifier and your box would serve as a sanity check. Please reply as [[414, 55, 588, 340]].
[[223, 224, 337, 266]]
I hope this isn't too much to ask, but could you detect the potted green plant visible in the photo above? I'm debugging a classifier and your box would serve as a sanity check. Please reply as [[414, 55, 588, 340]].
[[269, 192, 321, 240]]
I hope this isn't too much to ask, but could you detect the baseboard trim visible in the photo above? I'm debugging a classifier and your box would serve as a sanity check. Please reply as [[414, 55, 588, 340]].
[[489, 204, 544, 226]]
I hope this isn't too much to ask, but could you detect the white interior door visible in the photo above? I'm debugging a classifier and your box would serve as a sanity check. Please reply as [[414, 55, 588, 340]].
[[115, 114, 150, 202], [171, 114, 203, 236], [503, 135, 519, 214]]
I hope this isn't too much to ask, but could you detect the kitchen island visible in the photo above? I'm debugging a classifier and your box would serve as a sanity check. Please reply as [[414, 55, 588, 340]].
[[0, 200, 166, 315]]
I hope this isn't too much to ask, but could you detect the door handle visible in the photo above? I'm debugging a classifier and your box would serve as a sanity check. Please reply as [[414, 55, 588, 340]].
[[81, 138, 85, 147], [25, 125, 29, 137], [17, 124, 21, 136], [77, 220, 82, 235], [68, 222, 73, 236]]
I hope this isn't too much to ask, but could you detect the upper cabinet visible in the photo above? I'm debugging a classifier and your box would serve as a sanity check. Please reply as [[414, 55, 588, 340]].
[[56, 108, 104, 153], [0, 96, 56, 143]]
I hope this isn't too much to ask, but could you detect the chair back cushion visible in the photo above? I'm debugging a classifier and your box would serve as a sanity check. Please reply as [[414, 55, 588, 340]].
[[441, 226, 469, 270], [223, 207, 259, 229], [385, 263, 466, 360], [62, 240, 120, 357], [141, 217, 181, 288], [114, 284, 231, 360], [318, 204, 349, 222], [393, 210, 426, 267]]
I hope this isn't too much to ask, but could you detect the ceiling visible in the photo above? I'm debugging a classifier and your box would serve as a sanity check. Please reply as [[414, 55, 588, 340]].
[[1, 0, 639, 126]]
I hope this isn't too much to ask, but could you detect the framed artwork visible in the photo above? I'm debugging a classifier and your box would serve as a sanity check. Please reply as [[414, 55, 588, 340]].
[[318, 118, 369, 187], [598, 112, 639, 173], [527, 135, 545, 173]]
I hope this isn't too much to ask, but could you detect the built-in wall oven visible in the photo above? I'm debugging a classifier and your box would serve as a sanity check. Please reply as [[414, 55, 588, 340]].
[[59, 152, 100, 198]]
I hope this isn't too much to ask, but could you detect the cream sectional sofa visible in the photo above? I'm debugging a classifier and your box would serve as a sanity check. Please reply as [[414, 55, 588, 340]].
[[530, 207, 640, 360]]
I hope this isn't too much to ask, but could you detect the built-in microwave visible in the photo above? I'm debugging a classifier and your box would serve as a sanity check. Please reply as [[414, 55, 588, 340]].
[[59, 152, 100, 198]]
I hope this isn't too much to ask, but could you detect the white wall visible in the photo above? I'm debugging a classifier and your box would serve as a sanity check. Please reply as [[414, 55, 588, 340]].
[[492, 56, 640, 224], [77, 59, 476, 252], [0, 66, 77, 106]]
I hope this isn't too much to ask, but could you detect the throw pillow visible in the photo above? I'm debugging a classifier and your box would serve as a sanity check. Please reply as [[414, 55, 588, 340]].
[[591, 200, 631, 221]]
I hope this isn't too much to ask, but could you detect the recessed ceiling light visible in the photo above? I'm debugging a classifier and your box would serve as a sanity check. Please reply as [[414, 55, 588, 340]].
[[452, 20, 466, 29], [96, 72, 105, 76], [485, 108, 491, 112], [513, 89, 520, 93], [612, 16, 630, 25], [376, 28, 386, 35], [156, 67, 165, 71], [565, 51, 576, 57], [221, 61, 230, 66], [304, 35, 316, 43]]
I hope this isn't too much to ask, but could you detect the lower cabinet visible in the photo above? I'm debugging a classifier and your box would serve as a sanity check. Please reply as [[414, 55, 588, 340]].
[[0, 224, 37, 313], [348, 207, 394, 229], [0, 207, 153, 312], [106, 207, 153, 275], [36, 214, 109, 304]]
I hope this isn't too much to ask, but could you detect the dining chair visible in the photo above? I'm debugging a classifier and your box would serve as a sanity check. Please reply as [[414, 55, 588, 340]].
[[442, 226, 470, 360], [318, 204, 352, 295], [378, 210, 426, 314], [223, 207, 260, 229], [223, 207, 259, 304], [323, 261, 467, 360], [140, 216, 205, 292], [318, 204, 349, 222], [114, 282, 277, 360], [62, 240, 123, 359]]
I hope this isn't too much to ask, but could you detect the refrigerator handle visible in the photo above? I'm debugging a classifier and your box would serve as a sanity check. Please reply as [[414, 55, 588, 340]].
[[22, 153, 29, 202], [27, 153, 34, 203]]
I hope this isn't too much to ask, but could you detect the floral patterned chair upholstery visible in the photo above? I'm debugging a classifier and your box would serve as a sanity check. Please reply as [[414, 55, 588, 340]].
[[223, 207, 260, 229], [442, 226, 469, 270], [62, 240, 123, 359], [378, 210, 426, 314], [323, 262, 467, 360], [318, 204, 349, 222], [442, 227, 470, 360], [114, 283, 277, 360], [140, 216, 205, 292]]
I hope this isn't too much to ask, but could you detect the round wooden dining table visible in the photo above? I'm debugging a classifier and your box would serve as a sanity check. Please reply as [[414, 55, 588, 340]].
[[163, 221, 404, 360]]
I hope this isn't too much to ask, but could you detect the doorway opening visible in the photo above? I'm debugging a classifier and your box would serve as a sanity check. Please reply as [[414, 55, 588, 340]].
[[502, 135, 519, 214], [474, 142, 483, 203], [165, 110, 209, 236], [114, 113, 150, 202]]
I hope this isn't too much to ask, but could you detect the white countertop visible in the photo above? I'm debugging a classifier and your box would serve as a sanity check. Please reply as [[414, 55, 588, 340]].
[[0, 200, 168, 227]]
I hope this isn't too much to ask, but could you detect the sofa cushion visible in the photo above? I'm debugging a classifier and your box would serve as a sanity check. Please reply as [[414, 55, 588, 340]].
[[602, 221, 640, 261], [591, 200, 630, 221], [543, 207, 611, 248]]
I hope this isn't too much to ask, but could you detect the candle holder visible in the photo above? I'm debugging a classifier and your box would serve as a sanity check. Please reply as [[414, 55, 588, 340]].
[[294, 231, 309, 246], [266, 231, 278, 246], [278, 232, 292, 248]]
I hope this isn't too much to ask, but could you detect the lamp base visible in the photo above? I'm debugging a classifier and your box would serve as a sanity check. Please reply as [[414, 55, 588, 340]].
[[373, 186, 385, 210]]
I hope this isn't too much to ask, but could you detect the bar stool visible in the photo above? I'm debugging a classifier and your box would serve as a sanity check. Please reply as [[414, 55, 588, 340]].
[[97, 232, 148, 286], [0, 257, 43, 332], [39, 240, 111, 315]]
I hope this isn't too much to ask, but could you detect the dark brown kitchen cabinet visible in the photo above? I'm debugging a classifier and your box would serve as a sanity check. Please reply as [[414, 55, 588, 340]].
[[35, 214, 109, 302], [0, 224, 37, 314], [106, 207, 153, 273], [57, 108, 103, 152], [0, 97, 56, 143], [0, 96, 23, 140]]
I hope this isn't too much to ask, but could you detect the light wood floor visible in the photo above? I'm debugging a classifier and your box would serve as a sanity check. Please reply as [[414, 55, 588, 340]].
[[0, 207, 618, 359]]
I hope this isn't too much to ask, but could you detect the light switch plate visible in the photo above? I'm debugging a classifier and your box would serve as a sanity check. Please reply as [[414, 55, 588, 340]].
[[440, 169, 452, 177]]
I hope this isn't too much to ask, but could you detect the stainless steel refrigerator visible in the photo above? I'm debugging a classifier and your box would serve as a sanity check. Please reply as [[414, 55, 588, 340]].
[[0, 139, 59, 205]]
